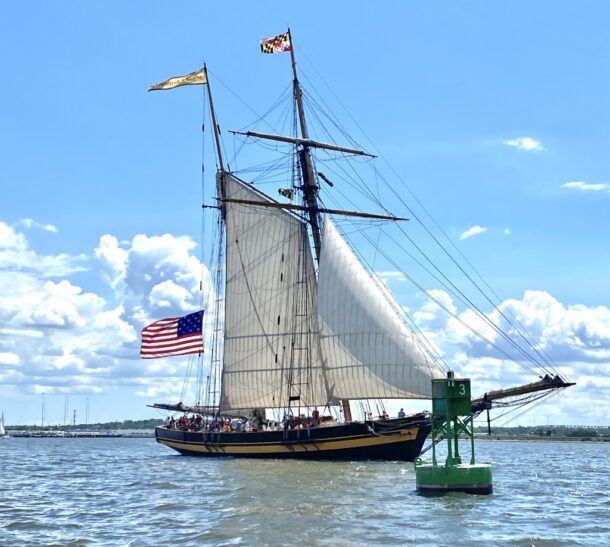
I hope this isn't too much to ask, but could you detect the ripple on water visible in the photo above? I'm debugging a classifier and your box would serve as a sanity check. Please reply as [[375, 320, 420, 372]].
[[0, 439, 609, 545]]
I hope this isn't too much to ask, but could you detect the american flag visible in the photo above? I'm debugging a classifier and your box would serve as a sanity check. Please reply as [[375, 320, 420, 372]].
[[140, 310, 204, 359]]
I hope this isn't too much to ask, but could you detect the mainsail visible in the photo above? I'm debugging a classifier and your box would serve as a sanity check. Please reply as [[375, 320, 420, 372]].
[[318, 218, 443, 400], [220, 173, 328, 410]]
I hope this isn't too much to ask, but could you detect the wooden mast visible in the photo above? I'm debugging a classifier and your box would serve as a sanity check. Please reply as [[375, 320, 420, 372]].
[[287, 28, 323, 264], [287, 29, 353, 422]]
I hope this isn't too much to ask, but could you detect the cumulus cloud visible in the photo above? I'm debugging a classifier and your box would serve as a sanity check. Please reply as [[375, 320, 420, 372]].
[[503, 228, 511, 236], [503, 136, 544, 151], [0, 221, 87, 277], [460, 225, 487, 240], [96, 232, 209, 325], [412, 288, 610, 423], [2, 217, 608, 424], [0, 220, 211, 409], [561, 181, 610, 192]]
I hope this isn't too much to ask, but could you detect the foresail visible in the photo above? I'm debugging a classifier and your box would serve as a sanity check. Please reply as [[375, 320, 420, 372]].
[[318, 218, 443, 400], [220, 173, 328, 410]]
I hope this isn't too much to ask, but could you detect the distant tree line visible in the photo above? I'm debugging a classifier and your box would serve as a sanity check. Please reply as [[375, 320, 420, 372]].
[[473, 425, 610, 439], [8, 418, 163, 431]]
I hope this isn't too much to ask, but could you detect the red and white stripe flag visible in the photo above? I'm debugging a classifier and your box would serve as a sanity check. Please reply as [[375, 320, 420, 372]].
[[140, 310, 204, 359]]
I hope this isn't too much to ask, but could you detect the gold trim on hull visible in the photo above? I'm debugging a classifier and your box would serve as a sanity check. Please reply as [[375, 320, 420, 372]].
[[157, 427, 419, 456]]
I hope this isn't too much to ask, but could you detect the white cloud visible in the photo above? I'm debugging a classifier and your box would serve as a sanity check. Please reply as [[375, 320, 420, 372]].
[[376, 271, 406, 282], [0, 221, 87, 277], [503, 228, 512, 236], [0, 221, 27, 250], [18, 218, 59, 233], [503, 136, 544, 151], [2, 217, 609, 425], [460, 225, 487, 240], [411, 288, 610, 423], [0, 220, 211, 406], [0, 352, 20, 366], [561, 181, 610, 192]]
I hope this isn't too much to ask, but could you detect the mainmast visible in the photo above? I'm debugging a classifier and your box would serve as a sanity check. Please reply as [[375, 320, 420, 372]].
[[288, 29, 323, 263]]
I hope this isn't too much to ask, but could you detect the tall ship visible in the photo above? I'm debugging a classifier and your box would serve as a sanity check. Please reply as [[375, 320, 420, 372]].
[[146, 31, 573, 460]]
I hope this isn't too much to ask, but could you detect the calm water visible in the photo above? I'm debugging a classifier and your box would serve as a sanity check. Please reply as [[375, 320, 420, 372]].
[[0, 437, 608, 546]]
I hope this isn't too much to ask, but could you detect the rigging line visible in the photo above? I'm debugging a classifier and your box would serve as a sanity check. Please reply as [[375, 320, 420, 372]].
[[385, 223, 552, 372], [297, 67, 368, 152], [180, 354, 195, 404], [207, 67, 292, 135], [247, 155, 294, 186], [370, 163, 562, 376], [357, 228, 542, 377], [300, 88, 358, 148], [300, 97, 383, 206], [379, 177, 558, 374], [239, 85, 293, 133], [234, 153, 293, 177], [491, 389, 562, 428], [372, 165, 560, 375], [293, 56, 561, 375], [312, 145, 385, 208], [317, 147, 382, 207], [207, 218, 225, 410]]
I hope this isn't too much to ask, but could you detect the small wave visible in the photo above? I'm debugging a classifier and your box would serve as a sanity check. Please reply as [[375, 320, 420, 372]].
[[154, 502, 187, 511], [3, 520, 53, 531]]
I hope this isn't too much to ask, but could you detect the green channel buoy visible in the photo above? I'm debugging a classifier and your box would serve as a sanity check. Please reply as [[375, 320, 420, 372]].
[[415, 372, 493, 495]]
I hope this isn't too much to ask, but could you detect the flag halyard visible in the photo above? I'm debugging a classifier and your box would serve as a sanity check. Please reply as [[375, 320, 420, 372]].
[[260, 32, 292, 54]]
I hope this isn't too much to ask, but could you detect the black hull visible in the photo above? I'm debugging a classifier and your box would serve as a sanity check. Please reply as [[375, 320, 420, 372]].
[[155, 416, 431, 461]]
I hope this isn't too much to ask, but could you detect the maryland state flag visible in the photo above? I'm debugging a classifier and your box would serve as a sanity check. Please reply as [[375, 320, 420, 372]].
[[260, 32, 292, 54], [148, 68, 207, 92]]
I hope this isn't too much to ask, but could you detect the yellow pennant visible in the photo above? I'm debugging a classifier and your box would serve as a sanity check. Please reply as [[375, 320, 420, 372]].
[[148, 68, 207, 92]]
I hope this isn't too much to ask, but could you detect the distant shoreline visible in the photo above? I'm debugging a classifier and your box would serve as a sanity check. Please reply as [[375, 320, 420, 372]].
[[475, 435, 609, 443]]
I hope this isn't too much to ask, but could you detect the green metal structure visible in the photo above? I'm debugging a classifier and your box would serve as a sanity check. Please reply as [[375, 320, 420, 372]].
[[415, 372, 493, 495]]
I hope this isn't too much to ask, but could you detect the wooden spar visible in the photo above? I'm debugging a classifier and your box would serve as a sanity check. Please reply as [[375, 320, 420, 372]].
[[471, 374, 575, 410], [203, 65, 227, 219], [288, 28, 323, 263], [229, 130, 376, 157], [219, 197, 407, 221], [204, 65, 225, 173]]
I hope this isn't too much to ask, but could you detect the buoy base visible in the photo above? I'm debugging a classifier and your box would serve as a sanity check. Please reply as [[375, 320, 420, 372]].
[[415, 462, 493, 495]]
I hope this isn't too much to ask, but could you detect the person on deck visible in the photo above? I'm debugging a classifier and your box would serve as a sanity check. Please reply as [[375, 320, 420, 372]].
[[312, 407, 320, 427], [398, 408, 405, 418]]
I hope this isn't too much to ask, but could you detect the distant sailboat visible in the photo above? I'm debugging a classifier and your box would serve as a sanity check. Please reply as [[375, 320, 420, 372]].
[[0, 412, 10, 438]]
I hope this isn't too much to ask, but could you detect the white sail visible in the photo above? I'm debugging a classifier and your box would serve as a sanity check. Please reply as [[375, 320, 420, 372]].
[[220, 174, 329, 409], [0, 412, 5, 436], [318, 217, 442, 400]]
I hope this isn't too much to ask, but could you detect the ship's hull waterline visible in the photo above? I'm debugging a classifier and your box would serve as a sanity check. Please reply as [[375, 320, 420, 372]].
[[155, 416, 431, 461]]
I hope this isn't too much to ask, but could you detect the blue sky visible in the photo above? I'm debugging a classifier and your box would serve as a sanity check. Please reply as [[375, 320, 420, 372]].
[[1, 2, 609, 425]]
